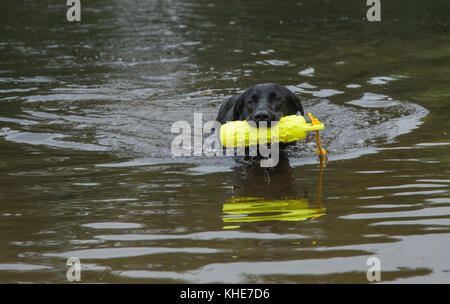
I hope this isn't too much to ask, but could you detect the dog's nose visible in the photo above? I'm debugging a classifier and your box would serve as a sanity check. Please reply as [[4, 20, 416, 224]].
[[254, 111, 270, 122]]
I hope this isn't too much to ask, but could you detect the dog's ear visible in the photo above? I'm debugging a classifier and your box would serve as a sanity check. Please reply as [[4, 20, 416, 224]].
[[289, 91, 304, 116], [215, 93, 245, 124], [232, 93, 246, 121]]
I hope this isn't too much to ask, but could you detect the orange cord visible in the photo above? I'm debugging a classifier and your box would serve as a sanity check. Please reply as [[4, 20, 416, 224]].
[[308, 113, 327, 156], [306, 113, 326, 216]]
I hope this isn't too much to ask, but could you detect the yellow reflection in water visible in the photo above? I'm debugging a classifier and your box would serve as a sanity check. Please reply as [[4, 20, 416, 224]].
[[223, 197, 325, 226]]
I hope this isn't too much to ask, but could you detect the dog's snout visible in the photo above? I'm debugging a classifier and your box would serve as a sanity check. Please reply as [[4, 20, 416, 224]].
[[254, 111, 270, 122]]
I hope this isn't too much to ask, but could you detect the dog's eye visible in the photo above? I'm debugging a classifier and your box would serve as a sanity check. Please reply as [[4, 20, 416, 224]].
[[248, 100, 255, 105], [273, 96, 281, 102]]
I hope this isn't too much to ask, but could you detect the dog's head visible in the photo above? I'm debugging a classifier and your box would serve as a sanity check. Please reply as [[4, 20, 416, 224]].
[[233, 83, 304, 127]]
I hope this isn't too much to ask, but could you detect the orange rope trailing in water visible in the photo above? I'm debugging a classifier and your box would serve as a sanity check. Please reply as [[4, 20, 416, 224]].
[[308, 154, 325, 221], [308, 113, 327, 215], [317, 153, 325, 210]]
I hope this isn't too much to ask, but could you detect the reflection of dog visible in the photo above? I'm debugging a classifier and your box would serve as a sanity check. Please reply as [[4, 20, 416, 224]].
[[215, 83, 304, 128], [230, 154, 297, 198], [223, 155, 325, 227]]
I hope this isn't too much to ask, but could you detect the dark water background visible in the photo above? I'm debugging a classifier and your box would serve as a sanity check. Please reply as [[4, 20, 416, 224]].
[[0, 0, 449, 283]]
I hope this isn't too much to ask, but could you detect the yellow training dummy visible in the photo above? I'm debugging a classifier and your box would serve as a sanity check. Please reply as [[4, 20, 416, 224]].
[[220, 113, 325, 148]]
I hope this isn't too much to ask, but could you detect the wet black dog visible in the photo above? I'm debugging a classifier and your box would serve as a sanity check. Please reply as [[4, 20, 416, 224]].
[[215, 83, 304, 127]]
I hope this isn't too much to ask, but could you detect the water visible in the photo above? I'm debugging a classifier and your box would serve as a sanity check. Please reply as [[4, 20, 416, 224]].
[[0, 0, 449, 283]]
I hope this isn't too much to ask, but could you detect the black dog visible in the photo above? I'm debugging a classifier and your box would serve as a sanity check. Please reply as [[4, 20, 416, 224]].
[[215, 83, 304, 127]]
